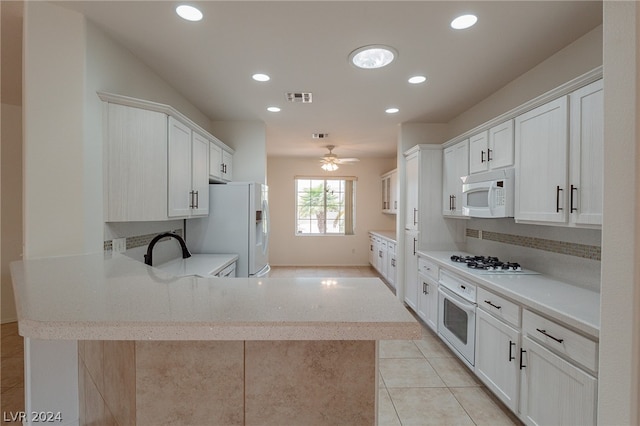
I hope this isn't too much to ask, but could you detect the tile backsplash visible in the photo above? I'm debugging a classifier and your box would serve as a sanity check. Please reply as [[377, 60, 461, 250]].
[[104, 229, 183, 252], [466, 228, 601, 261]]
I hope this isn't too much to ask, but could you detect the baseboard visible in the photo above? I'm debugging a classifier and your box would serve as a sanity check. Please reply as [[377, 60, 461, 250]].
[[1, 317, 18, 325]]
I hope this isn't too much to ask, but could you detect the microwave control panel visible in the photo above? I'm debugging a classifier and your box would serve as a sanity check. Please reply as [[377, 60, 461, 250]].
[[494, 181, 505, 206]]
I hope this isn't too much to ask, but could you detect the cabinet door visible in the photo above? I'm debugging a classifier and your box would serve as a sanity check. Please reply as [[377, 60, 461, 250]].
[[221, 150, 233, 181], [520, 336, 597, 426], [386, 249, 396, 287], [418, 275, 438, 333], [389, 170, 399, 213], [569, 80, 603, 227], [488, 120, 514, 170], [209, 142, 222, 180], [442, 140, 468, 216], [403, 230, 419, 310], [469, 131, 489, 174], [105, 104, 168, 222], [191, 132, 210, 216], [168, 117, 193, 218], [515, 97, 568, 223], [381, 176, 389, 212], [368, 234, 375, 266], [405, 153, 419, 229], [475, 308, 520, 413]]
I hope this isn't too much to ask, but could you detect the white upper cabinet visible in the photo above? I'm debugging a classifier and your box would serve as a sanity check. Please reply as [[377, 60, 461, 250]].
[[100, 92, 232, 222], [104, 104, 168, 222], [469, 121, 514, 174], [168, 118, 209, 218], [488, 120, 515, 170], [515, 96, 569, 224], [569, 79, 603, 227], [442, 140, 469, 217], [381, 169, 398, 214], [515, 79, 603, 227], [209, 141, 233, 183]]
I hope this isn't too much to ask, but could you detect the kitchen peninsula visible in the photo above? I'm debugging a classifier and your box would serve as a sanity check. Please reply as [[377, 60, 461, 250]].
[[11, 253, 420, 425]]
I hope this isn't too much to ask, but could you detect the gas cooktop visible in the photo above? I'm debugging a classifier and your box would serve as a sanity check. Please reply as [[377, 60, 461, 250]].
[[450, 255, 539, 275]]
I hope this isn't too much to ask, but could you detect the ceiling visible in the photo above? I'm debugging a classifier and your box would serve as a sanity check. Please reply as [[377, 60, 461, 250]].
[[57, 1, 602, 159]]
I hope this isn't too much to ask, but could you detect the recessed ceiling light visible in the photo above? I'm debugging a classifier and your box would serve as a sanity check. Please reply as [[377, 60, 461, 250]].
[[349, 45, 397, 69], [176, 5, 203, 22], [267, 106, 281, 112], [408, 75, 427, 84], [385, 108, 399, 114], [252, 73, 270, 82], [451, 14, 477, 30]]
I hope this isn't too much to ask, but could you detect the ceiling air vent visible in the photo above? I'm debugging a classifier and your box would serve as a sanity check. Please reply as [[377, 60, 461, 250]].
[[312, 133, 329, 139], [286, 92, 313, 103]]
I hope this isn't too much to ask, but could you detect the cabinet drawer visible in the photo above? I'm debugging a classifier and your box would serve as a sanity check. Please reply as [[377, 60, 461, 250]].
[[417, 257, 438, 280], [477, 287, 521, 328], [387, 241, 396, 254], [523, 310, 598, 372]]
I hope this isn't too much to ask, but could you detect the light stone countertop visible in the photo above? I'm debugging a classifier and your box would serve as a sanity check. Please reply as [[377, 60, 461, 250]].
[[369, 230, 397, 242], [419, 250, 600, 338], [10, 253, 420, 341], [155, 254, 239, 277]]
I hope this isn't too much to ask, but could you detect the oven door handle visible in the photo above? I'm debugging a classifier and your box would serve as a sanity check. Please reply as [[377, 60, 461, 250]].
[[438, 286, 476, 314]]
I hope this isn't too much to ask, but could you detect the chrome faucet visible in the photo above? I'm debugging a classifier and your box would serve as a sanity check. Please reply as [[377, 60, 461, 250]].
[[144, 232, 191, 266]]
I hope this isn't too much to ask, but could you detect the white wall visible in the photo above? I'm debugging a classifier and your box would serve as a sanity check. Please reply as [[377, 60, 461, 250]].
[[267, 156, 396, 266], [598, 2, 639, 424]]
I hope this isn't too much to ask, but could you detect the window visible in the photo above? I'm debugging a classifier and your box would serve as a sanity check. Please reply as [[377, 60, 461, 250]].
[[295, 177, 356, 235]]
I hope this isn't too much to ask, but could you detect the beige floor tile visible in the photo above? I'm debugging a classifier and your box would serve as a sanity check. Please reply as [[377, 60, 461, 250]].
[[379, 340, 424, 359], [378, 386, 402, 426], [414, 334, 456, 359], [428, 356, 483, 388], [0, 357, 24, 389], [450, 387, 523, 425], [388, 387, 475, 425], [1, 335, 23, 359], [379, 358, 446, 388]]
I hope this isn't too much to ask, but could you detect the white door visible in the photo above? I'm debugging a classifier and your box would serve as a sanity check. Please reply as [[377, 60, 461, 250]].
[[191, 132, 210, 216], [519, 336, 597, 426], [515, 97, 568, 223], [475, 308, 520, 412], [569, 79, 603, 226], [168, 117, 192, 218]]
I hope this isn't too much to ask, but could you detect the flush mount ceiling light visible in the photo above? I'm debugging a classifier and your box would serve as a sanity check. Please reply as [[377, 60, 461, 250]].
[[385, 107, 400, 114], [408, 75, 427, 84], [252, 73, 270, 82], [267, 106, 281, 112], [176, 5, 203, 22], [349, 45, 397, 69], [451, 14, 478, 30]]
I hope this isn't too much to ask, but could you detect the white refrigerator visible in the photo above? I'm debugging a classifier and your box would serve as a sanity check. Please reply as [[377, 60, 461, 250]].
[[186, 182, 270, 277]]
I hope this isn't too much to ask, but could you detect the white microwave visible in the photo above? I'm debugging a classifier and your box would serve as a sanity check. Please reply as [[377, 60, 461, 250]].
[[461, 168, 515, 218]]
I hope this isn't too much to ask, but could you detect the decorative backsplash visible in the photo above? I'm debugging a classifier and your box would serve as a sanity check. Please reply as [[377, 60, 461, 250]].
[[103, 229, 183, 252], [466, 228, 601, 261]]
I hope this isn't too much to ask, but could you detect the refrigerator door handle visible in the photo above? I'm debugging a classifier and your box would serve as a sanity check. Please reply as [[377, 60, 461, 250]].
[[253, 264, 271, 278]]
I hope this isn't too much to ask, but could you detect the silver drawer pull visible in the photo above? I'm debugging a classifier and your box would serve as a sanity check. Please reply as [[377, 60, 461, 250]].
[[484, 300, 501, 310], [536, 328, 564, 343]]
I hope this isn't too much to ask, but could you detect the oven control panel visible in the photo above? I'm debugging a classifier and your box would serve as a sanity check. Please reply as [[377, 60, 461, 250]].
[[439, 269, 477, 303]]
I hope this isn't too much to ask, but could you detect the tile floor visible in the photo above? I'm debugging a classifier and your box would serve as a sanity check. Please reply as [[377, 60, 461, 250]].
[[0, 266, 522, 425]]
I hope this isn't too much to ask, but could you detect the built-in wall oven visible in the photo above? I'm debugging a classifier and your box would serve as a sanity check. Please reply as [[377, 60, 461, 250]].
[[437, 269, 477, 368]]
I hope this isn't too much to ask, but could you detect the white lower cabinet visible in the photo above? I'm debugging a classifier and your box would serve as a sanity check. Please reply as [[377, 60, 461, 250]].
[[367, 233, 397, 288], [475, 308, 520, 413], [519, 336, 597, 426], [417, 274, 438, 333], [386, 241, 397, 288], [519, 309, 598, 425]]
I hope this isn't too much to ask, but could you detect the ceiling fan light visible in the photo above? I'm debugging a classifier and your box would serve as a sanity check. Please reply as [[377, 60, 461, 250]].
[[321, 163, 338, 172]]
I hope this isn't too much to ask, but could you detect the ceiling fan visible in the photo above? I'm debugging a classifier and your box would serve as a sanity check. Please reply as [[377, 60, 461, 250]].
[[320, 145, 360, 171]]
